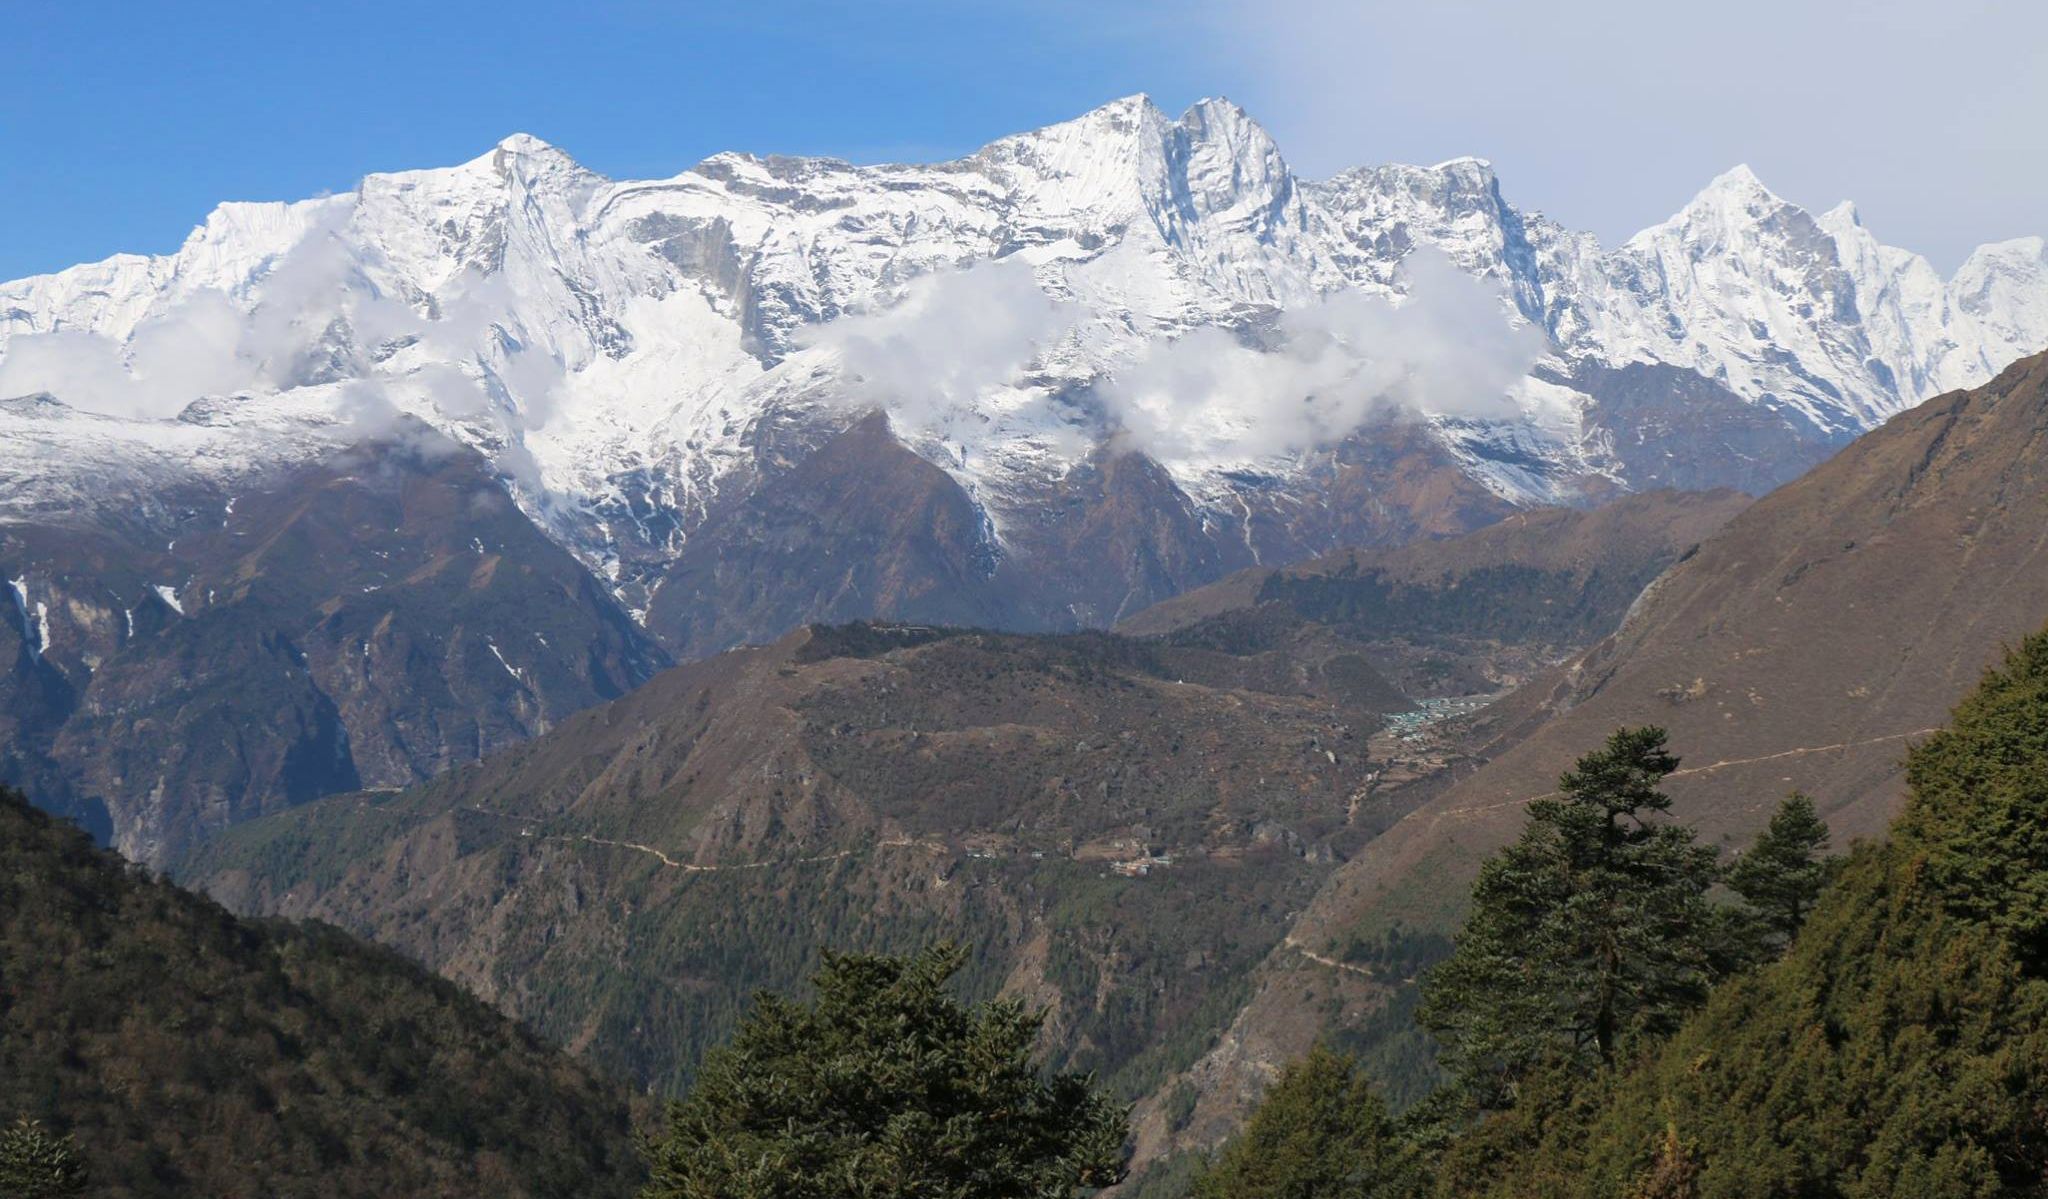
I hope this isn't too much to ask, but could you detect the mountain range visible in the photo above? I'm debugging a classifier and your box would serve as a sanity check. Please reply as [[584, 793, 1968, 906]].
[[174, 349, 2048, 1187], [7, 91, 2048, 1195], [7, 96, 2044, 861]]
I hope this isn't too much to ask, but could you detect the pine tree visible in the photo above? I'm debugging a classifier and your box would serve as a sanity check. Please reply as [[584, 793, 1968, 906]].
[[1418, 727, 1722, 1106], [1190, 1045, 1424, 1199], [1725, 792, 1834, 949], [0, 1118, 87, 1199], [639, 943, 1128, 1199]]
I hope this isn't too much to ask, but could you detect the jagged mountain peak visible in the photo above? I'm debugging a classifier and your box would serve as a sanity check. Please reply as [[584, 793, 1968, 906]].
[[1696, 162, 1780, 204], [1177, 94, 1262, 130], [1959, 234, 2048, 273], [1627, 163, 1795, 248], [2, 97, 2043, 646], [365, 129, 601, 220], [1708, 160, 1769, 190], [977, 92, 1168, 158], [1820, 198, 1864, 232], [493, 130, 567, 158], [1172, 94, 1291, 173]]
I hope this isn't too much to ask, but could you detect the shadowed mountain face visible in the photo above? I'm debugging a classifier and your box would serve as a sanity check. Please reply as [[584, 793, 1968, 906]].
[[176, 486, 1747, 1119], [1139, 350, 2048, 1176], [1121, 488, 1752, 697], [1562, 361, 1850, 496], [644, 414, 1013, 653], [0, 432, 669, 864], [0, 787, 644, 1199], [642, 410, 1528, 659]]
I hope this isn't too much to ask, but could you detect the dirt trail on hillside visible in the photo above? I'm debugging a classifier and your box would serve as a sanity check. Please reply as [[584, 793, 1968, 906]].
[[1427, 726, 1943, 830], [462, 806, 948, 872]]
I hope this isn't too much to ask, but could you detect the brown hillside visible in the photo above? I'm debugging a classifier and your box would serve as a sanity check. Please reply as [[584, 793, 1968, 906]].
[[1143, 350, 2048, 1175], [179, 482, 1761, 1172], [184, 624, 1406, 1102], [1120, 488, 1749, 639]]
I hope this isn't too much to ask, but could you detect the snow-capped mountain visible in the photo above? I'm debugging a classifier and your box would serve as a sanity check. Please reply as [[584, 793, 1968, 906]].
[[4, 94, 2043, 859], [5, 96, 2042, 616]]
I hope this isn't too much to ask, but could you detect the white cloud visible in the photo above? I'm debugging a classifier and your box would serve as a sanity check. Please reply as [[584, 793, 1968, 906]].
[[1101, 248, 1546, 464], [0, 209, 566, 444], [787, 249, 1543, 467], [796, 258, 1081, 437], [0, 290, 255, 420]]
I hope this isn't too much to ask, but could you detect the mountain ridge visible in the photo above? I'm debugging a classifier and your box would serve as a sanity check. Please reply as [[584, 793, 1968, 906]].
[[6, 94, 2042, 619], [5, 95, 2044, 857], [1132, 349, 2048, 1175]]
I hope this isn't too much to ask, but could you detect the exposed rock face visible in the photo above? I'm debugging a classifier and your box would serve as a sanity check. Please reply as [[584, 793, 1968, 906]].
[[2, 430, 667, 863]]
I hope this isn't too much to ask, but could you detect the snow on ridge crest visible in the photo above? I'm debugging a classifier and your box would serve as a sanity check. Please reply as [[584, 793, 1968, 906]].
[[0, 97, 2044, 594]]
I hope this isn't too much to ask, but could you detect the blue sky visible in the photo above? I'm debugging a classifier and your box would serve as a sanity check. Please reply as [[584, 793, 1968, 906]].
[[5, 0, 2043, 280]]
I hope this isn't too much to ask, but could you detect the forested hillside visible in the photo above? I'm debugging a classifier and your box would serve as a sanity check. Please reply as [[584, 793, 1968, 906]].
[[0, 788, 645, 1199], [1435, 626, 2048, 1196], [1197, 625, 2048, 1197]]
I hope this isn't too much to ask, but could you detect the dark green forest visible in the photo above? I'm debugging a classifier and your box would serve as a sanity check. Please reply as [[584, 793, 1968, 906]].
[[642, 944, 1127, 1199], [0, 788, 645, 1199]]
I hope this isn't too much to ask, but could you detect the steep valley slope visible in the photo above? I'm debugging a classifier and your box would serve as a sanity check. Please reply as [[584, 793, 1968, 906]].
[[1, 423, 669, 865], [187, 624, 1399, 1101], [1135, 349, 2048, 1180], [0, 787, 644, 1199], [177, 487, 1740, 1114]]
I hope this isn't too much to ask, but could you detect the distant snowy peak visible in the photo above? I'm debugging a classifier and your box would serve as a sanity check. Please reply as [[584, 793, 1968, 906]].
[[1952, 237, 2048, 354], [1308, 155, 1540, 313]]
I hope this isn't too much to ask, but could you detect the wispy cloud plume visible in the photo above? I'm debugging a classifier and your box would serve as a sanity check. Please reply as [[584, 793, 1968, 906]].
[[795, 258, 1082, 437], [1101, 248, 1546, 464], [789, 250, 1544, 466], [0, 208, 566, 449]]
